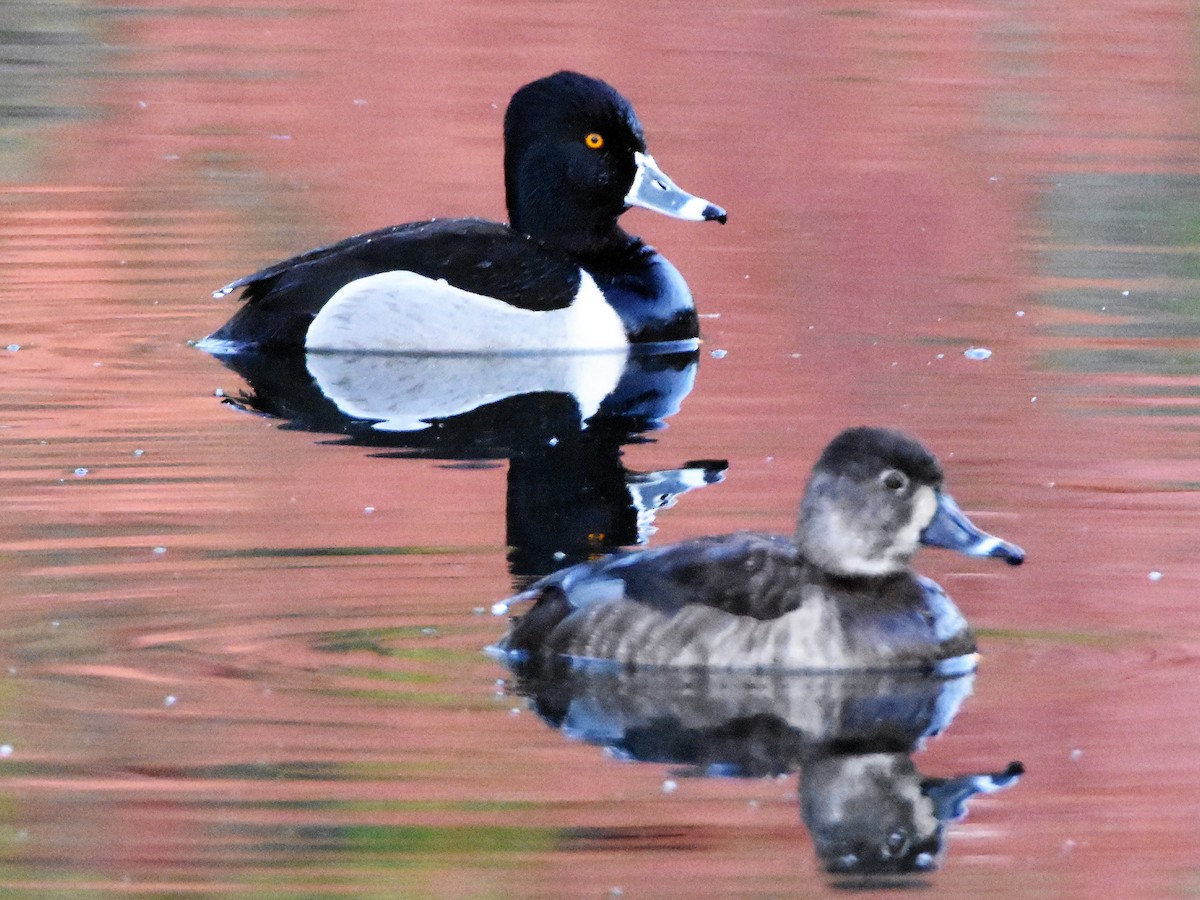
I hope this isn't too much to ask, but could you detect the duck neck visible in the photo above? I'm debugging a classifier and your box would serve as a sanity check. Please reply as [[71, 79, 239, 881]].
[[505, 148, 639, 259], [510, 202, 638, 260], [795, 529, 914, 581]]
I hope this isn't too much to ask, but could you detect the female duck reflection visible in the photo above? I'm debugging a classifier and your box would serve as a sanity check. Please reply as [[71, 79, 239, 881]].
[[209, 346, 726, 578], [505, 666, 1023, 877]]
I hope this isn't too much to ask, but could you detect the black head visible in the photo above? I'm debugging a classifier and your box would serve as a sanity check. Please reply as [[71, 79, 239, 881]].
[[503, 71, 722, 256]]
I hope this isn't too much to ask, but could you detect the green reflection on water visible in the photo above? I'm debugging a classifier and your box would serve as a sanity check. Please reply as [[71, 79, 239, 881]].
[[336, 823, 556, 858], [313, 627, 449, 656]]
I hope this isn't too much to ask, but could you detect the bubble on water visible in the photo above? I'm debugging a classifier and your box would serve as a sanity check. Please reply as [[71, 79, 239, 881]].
[[0, 744, 12, 758], [1148, 571, 1163, 582], [163, 695, 177, 707], [74, 467, 89, 477], [1015, 310, 1025, 318], [133, 449, 145, 457], [213, 388, 225, 398], [363, 506, 375, 515], [153, 546, 167, 555], [6, 344, 20, 352], [710, 348, 727, 359], [420, 627, 438, 637], [964, 347, 993, 361], [661, 779, 678, 794]]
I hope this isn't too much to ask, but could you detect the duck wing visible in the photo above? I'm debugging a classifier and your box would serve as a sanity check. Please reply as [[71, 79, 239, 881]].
[[499, 532, 809, 660], [210, 218, 582, 347], [577, 532, 809, 620]]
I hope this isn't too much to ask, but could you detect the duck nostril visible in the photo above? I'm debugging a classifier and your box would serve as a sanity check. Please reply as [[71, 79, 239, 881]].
[[652, 179, 669, 192]]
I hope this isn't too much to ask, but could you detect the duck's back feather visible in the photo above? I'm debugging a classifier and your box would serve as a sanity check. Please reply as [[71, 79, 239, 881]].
[[210, 218, 583, 348]]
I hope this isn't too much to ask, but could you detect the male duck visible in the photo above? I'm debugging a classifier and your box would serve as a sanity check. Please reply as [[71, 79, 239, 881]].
[[203, 71, 726, 353], [493, 427, 1025, 672]]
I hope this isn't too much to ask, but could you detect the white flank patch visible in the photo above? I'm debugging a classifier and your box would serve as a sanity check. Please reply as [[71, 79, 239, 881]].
[[305, 346, 628, 431], [306, 269, 627, 352]]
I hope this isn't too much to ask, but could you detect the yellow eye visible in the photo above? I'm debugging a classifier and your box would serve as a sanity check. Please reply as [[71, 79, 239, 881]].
[[584, 132, 604, 149]]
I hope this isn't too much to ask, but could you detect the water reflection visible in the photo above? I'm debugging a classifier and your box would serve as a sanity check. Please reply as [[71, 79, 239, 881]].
[[503, 665, 1022, 883], [206, 346, 725, 577]]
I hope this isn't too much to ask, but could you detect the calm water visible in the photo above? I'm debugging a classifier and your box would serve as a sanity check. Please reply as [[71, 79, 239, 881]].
[[2, 1, 1199, 896]]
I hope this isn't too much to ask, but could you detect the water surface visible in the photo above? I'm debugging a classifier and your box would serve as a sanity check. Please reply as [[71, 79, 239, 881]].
[[1, 1, 1198, 896]]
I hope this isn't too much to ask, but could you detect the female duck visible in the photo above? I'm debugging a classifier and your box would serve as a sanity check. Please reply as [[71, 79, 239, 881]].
[[204, 71, 726, 352], [493, 427, 1025, 673]]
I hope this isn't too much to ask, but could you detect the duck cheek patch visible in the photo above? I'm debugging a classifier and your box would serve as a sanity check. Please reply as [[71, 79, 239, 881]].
[[894, 486, 939, 557]]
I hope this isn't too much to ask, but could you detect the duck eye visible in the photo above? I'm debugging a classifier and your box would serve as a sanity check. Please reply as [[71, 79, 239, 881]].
[[584, 132, 604, 149], [881, 470, 908, 492]]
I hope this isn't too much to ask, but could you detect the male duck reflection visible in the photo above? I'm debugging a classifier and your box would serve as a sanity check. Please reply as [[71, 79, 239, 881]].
[[494, 427, 1025, 672], [203, 71, 726, 352]]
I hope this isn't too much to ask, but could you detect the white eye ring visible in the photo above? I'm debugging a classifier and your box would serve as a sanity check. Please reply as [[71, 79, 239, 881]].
[[881, 469, 909, 492]]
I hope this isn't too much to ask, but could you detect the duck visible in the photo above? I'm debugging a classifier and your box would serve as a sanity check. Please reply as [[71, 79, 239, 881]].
[[492, 427, 1025, 673], [202, 71, 726, 353]]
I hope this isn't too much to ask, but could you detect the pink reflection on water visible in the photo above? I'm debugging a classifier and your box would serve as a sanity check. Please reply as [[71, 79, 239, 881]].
[[0, 0, 1197, 895]]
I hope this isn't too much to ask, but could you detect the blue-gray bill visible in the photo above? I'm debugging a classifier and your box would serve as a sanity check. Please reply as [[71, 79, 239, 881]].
[[920, 492, 1025, 565], [625, 151, 727, 223]]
